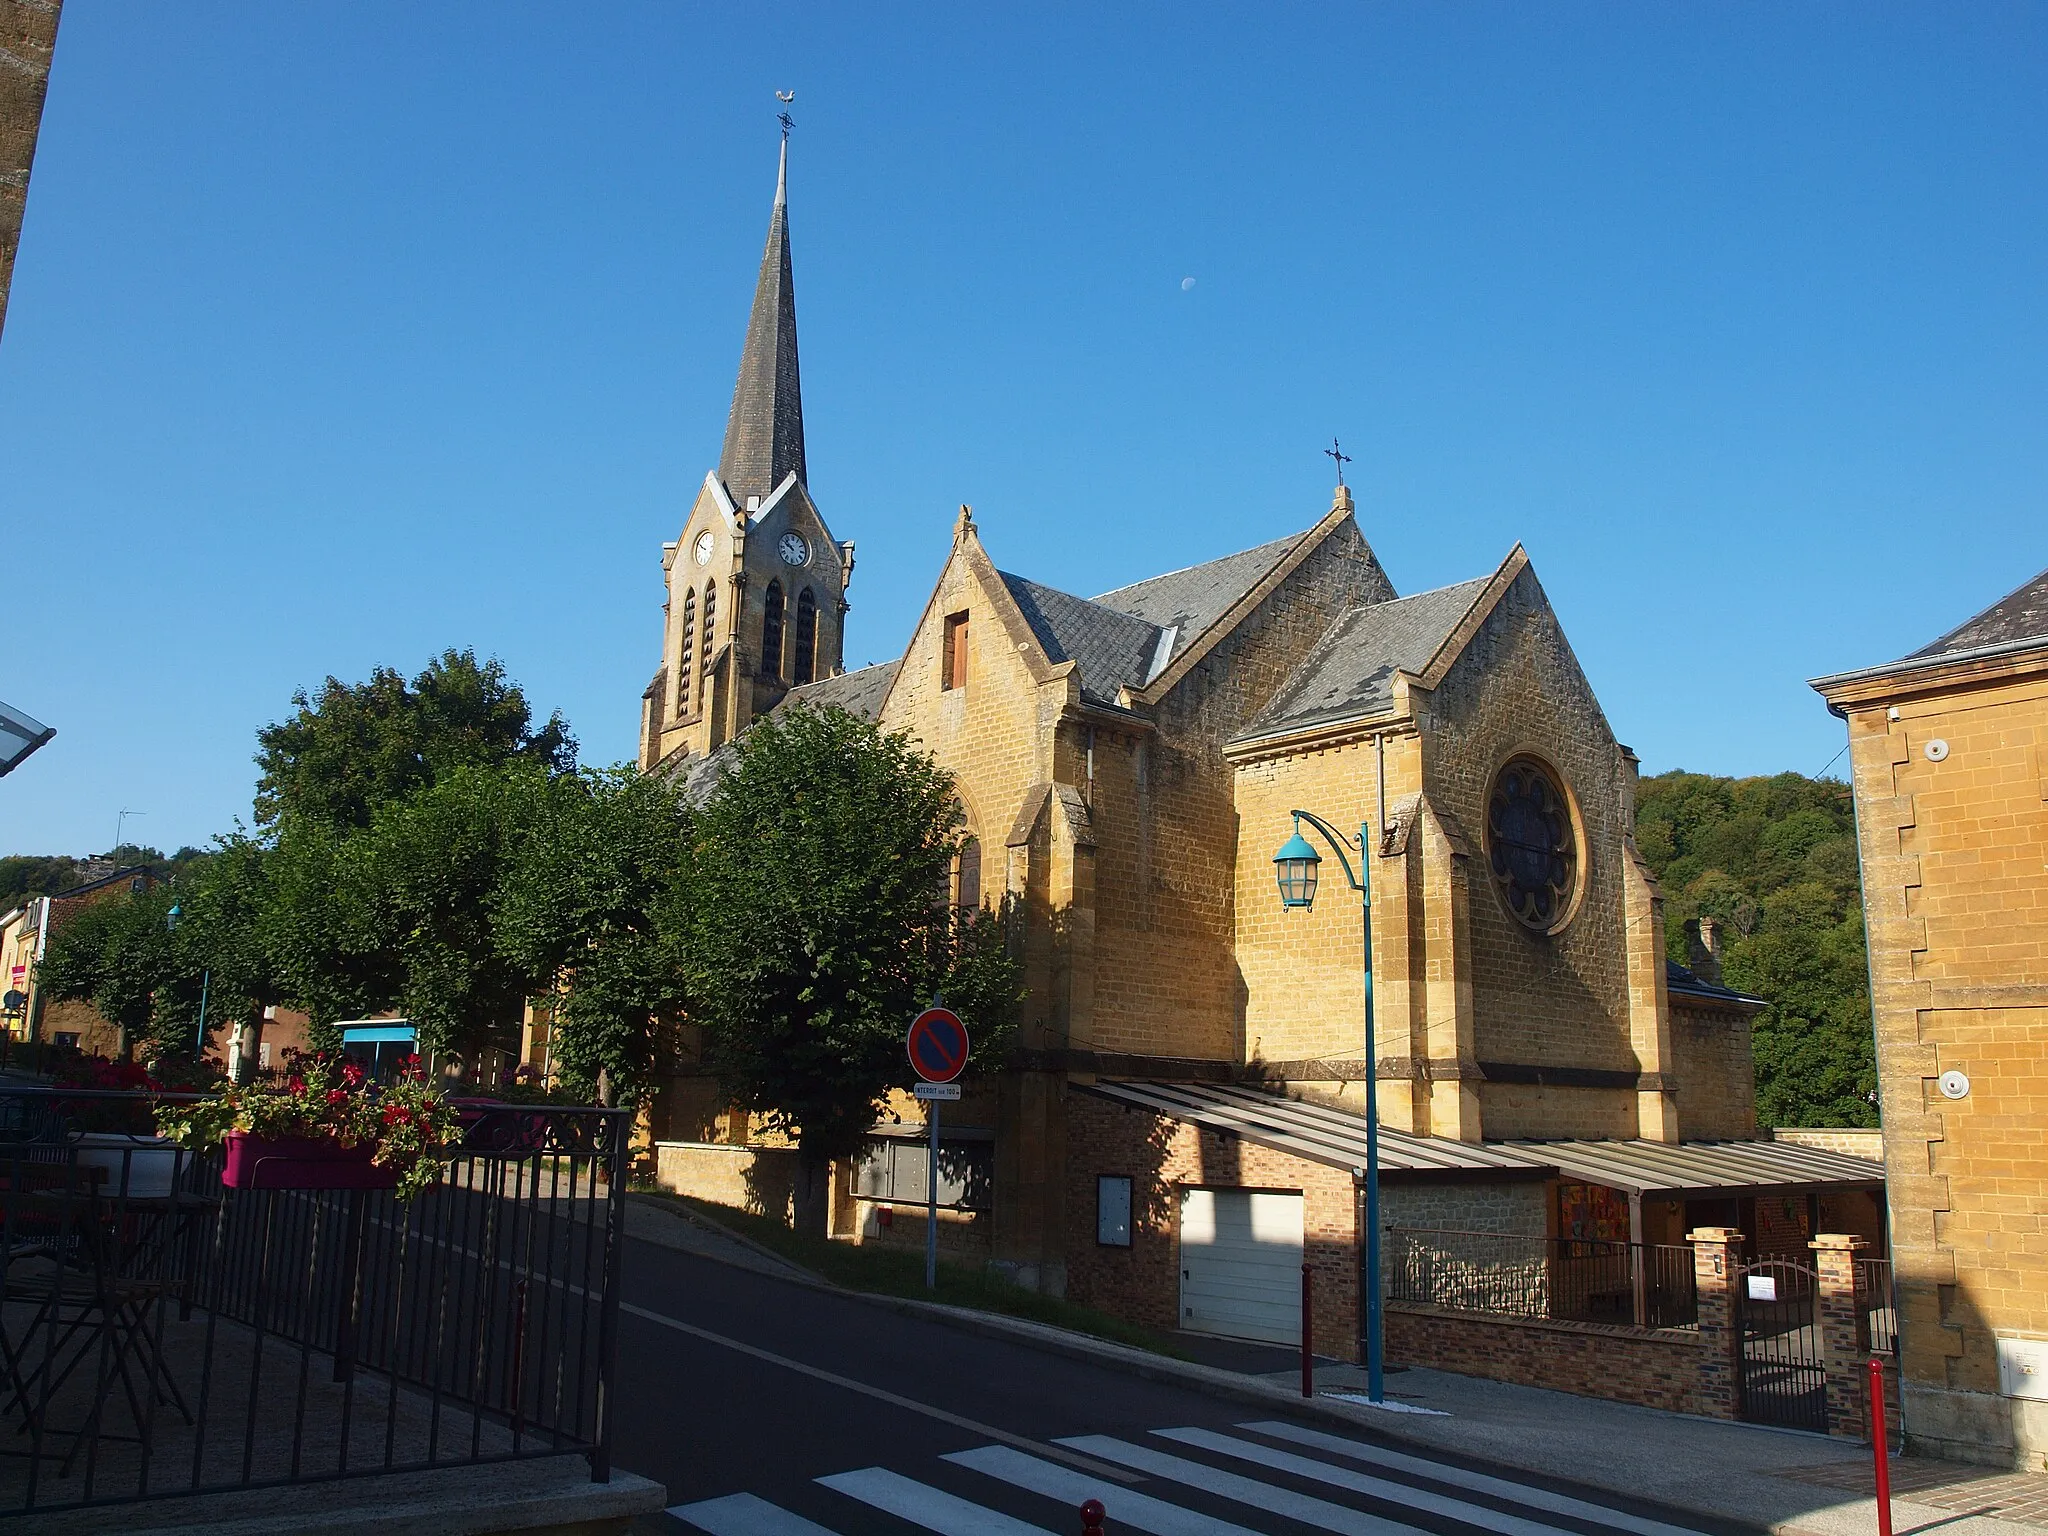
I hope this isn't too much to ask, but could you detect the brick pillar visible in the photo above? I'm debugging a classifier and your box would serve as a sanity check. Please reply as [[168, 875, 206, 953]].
[[1690, 1227, 1744, 1420], [1811, 1233, 1868, 1438]]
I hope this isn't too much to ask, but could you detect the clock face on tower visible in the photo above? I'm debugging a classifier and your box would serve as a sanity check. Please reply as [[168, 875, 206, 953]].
[[693, 531, 715, 566], [778, 532, 811, 567]]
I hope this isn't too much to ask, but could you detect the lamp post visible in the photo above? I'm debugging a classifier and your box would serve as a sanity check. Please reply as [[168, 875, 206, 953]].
[[165, 904, 210, 1057], [1273, 809, 1384, 1403]]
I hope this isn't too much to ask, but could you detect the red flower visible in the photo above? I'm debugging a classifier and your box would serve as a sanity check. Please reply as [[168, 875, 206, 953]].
[[325, 1088, 349, 1106], [341, 1061, 365, 1086], [287, 1077, 306, 1094]]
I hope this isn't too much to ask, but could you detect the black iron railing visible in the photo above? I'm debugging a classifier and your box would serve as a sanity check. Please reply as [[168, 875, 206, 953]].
[[1386, 1227, 1697, 1330], [0, 1087, 629, 1516], [1855, 1256, 1896, 1356]]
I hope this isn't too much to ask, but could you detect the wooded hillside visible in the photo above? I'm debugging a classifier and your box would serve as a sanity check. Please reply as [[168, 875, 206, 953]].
[[1633, 770, 1876, 1128]]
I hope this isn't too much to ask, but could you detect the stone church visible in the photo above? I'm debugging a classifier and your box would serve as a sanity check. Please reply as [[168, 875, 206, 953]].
[[640, 145, 1883, 1365]]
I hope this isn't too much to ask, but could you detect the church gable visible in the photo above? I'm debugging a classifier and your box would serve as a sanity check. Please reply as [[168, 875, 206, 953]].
[[1411, 557, 1647, 1136]]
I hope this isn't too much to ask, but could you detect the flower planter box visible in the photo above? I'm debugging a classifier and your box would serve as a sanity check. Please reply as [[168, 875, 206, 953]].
[[222, 1132, 398, 1191]]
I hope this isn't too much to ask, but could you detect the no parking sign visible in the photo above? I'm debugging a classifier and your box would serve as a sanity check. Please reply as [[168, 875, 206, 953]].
[[905, 1006, 969, 1084]]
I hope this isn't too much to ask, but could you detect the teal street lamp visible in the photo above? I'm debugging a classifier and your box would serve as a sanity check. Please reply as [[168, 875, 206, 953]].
[[166, 904, 210, 1056], [1273, 809, 1385, 1403]]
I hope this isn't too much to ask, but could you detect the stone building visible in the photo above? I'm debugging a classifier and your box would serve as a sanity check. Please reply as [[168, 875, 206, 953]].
[[1, 861, 155, 1055], [1813, 566, 2048, 1470], [641, 145, 1884, 1388], [0, 0, 63, 346]]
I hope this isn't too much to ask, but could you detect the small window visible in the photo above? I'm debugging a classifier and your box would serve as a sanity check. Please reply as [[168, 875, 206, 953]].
[[762, 581, 785, 680], [953, 836, 982, 911], [1098, 1175, 1133, 1247], [942, 611, 970, 690], [794, 588, 818, 685]]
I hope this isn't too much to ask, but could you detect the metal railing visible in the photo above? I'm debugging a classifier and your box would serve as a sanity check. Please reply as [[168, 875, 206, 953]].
[[1855, 1256, 1896, 1356], [1386, 1227, 1697, 1330], [0, 1087, 629, 1516]]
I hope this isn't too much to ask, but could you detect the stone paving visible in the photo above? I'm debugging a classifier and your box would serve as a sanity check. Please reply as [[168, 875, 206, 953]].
[[1779, 1458, 2048, 1530]]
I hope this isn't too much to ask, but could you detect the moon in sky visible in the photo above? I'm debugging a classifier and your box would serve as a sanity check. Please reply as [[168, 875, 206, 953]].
[[1181, 276, 1196, 291]]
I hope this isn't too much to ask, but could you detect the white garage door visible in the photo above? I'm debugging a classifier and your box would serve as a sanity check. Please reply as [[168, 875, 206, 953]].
[[1178, 1188, 1304, 1345]]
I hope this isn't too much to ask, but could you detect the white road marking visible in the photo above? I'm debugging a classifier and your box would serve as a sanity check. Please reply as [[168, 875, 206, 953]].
[[1154, 1427, 1585, 1536], [669, 1490, 839, 1535], [948, 1443, 1263, 1536], [619, 1299, 1140, 1484], [1055, 1435, 1427, 1536], [818, 1466, 1053, 1534], [1240, 1421, 1711, 1536]]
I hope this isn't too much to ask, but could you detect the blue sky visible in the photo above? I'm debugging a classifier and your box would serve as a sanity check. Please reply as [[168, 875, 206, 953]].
[[2, 3, 2042, 857]]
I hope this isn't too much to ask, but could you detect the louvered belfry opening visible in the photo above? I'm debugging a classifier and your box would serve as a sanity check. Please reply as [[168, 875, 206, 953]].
[[762, 580, 785, 680], [793, 588, 818, 684]]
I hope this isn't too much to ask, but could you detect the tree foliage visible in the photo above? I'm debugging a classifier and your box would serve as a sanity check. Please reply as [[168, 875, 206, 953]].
[[677, 706, 1022, 1229], [1633, 770, 1875, 1128], [495, 768, 695, 1105], [0, 855, 84, 910], [254, 648, 575, 830]]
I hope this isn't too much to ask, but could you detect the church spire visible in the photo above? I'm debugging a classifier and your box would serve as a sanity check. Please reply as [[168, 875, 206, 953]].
[[718, 136, 806, 505]]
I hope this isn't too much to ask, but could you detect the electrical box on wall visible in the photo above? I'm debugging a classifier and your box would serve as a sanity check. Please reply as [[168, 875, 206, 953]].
[[1997, 1337, 2048, 1402]]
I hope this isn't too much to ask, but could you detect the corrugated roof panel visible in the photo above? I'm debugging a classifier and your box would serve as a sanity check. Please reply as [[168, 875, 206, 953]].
[[1502, 1137, 1885, 1196], [1081, 1082, 1886, 1199]]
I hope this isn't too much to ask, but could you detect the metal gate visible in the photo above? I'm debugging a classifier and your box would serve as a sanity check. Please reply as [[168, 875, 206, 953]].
[[1736, 1257, 1826, 1431]]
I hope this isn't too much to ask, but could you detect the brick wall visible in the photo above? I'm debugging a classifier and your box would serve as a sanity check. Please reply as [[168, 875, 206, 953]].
[[1770, 1127, 1885, 1161], [1385, 1303, 1705, 1415], [1064, 1092, 1360, 1358]]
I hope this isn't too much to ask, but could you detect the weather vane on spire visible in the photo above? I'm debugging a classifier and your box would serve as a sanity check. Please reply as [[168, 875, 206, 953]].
[[777, 89, 795, 140], [1325, 437, 1352, 487]]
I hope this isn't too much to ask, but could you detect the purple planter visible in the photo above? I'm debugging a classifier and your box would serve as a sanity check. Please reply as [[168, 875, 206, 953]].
[[222, 1132, 398, 1191]]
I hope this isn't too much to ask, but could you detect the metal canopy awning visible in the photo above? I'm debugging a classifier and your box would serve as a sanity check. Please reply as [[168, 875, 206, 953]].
[[1498, 1136, 1886, 1200], [1078, 1081, 1551, 1183], [1083, 1081, 1887, 1199]]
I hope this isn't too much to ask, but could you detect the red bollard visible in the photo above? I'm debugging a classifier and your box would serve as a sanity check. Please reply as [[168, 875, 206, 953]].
[[1869, 1357, 1893, 1536], [1301, 1262, 1314, 1398], [1080, 1496, 1106, 1534]]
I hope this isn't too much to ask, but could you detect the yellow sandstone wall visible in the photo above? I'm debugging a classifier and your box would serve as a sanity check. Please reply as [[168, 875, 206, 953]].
[[1839, 664, 2048, 1469]]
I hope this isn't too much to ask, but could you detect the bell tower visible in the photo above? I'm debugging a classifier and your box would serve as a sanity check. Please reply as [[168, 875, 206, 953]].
[[640, 136, 852, 771]]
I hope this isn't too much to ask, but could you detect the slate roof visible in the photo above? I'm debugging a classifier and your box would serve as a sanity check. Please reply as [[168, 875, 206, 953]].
[[772, 659, 900, 722], [1666, 959, 1765, 1010], [718, 141, 807, 507], [1235, 576, 1492, 740], [672, 661, 900, 808], [998, 573, 1163, 705], [1093, 534, 1302, 669], [1905, 565, 2048, 662]]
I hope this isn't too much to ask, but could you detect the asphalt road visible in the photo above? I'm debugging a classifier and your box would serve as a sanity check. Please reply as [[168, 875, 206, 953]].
[[609, 1236, 1758, 1536]]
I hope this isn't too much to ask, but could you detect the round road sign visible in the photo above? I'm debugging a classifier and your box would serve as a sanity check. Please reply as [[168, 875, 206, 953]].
[[907, 1006, 970, 1084]]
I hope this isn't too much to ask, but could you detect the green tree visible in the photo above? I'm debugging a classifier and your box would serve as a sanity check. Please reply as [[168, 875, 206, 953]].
[[1634, 769, 1874, 1127], [678, 706, 1023, 1234], [496, 768, 696, 1105], [292, 764, 554, 1062], [0, 854, 82, 910], [38, 884, 176, 1060], [255, 648, 575, 831]]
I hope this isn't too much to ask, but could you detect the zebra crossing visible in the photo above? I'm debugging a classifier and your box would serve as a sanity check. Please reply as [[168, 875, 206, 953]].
[[667, 1418, 1716, 1536]]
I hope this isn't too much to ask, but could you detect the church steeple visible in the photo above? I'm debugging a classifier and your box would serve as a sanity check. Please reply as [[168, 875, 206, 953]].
[[718, 137, 806, 506]]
